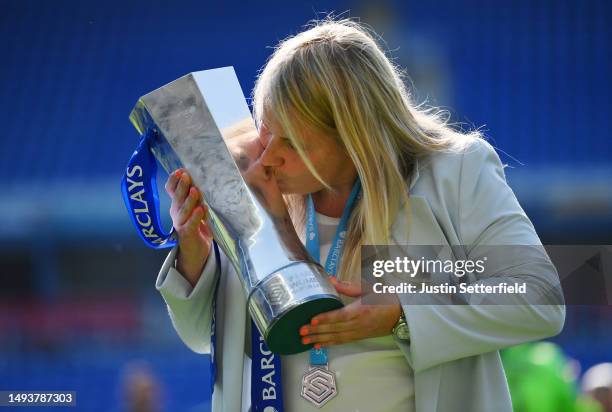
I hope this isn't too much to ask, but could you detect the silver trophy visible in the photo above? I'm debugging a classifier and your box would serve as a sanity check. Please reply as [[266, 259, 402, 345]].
[[129, 67, 343, 354]]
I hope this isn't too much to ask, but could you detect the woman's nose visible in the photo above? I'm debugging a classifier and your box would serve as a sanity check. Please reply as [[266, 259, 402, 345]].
[[260, 138, 284, 168]]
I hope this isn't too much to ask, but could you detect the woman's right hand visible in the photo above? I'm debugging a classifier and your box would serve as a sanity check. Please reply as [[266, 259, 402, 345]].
[[165, 169, 213, 287]]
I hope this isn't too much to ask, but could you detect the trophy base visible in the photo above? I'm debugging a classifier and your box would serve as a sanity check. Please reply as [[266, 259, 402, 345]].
[[249, 263, 344, 355], [266, 295, 343, 354]]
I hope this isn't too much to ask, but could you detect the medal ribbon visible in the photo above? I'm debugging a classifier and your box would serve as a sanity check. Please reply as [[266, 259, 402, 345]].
[[305, 179, 361, 366]]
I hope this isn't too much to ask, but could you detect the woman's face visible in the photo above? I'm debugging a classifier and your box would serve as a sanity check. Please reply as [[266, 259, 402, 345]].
[[258, 113, 356, 195]]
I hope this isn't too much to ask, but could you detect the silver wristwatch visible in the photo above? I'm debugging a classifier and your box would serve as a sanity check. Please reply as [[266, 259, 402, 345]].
[[392, 311, 410, 341]]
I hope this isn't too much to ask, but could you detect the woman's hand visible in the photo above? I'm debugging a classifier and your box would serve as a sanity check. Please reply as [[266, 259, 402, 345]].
[[165, 169, 213, 287], [299, 278, 403, 348]]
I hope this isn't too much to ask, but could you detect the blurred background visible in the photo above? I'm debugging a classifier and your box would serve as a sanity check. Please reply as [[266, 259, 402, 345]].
[[0, 0, 610, 411]]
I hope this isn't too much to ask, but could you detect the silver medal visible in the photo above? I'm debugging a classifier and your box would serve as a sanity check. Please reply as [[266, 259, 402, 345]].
[[301, 364, 338, 408]]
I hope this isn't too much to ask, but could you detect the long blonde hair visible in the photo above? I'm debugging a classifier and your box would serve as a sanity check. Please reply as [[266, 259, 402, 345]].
[[252, 18, 481, 283]]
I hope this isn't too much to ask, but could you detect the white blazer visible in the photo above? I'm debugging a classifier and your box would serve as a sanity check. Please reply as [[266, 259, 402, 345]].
[[155, 137, 565, 412]]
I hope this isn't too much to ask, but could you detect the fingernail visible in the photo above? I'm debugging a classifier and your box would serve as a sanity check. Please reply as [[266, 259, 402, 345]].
[[314, 344, 322, 350], [175, 169, 183, 177], [311, 319, 319, 326], [299, 326, 309, 336], [302, 337, 311, 345]]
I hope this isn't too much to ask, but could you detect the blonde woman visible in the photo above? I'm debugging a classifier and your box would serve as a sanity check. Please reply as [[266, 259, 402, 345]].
[[156, 19, 565, 412]]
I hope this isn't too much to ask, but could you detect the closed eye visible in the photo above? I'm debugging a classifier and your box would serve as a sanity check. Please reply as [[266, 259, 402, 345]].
[[280, 137, 296, 149]]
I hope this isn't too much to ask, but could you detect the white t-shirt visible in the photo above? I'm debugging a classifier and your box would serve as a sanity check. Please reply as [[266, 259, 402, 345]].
[[244, 212, 415, 412]]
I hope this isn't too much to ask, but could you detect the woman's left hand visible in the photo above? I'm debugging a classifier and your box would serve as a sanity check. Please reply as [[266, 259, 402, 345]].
[[299, 278, 403, 348]]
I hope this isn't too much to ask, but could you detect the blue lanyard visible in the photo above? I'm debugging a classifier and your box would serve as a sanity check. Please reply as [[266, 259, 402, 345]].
[[305, 179, 361, 366], [209, 242, 221, 394], [251, 322, 284, 411]]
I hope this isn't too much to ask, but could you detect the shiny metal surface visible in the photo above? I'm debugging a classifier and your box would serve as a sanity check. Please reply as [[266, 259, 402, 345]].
[[248, 262, 338, 336], [129, 67, 341, 352]]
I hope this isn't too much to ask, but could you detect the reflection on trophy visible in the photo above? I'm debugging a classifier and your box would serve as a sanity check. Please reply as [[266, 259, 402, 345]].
[[129, 67, 343, 354]]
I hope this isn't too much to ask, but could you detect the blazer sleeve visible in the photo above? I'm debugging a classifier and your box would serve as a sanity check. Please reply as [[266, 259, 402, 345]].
[[155, 244, 220, 354], [400, 138, 566, 372]]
